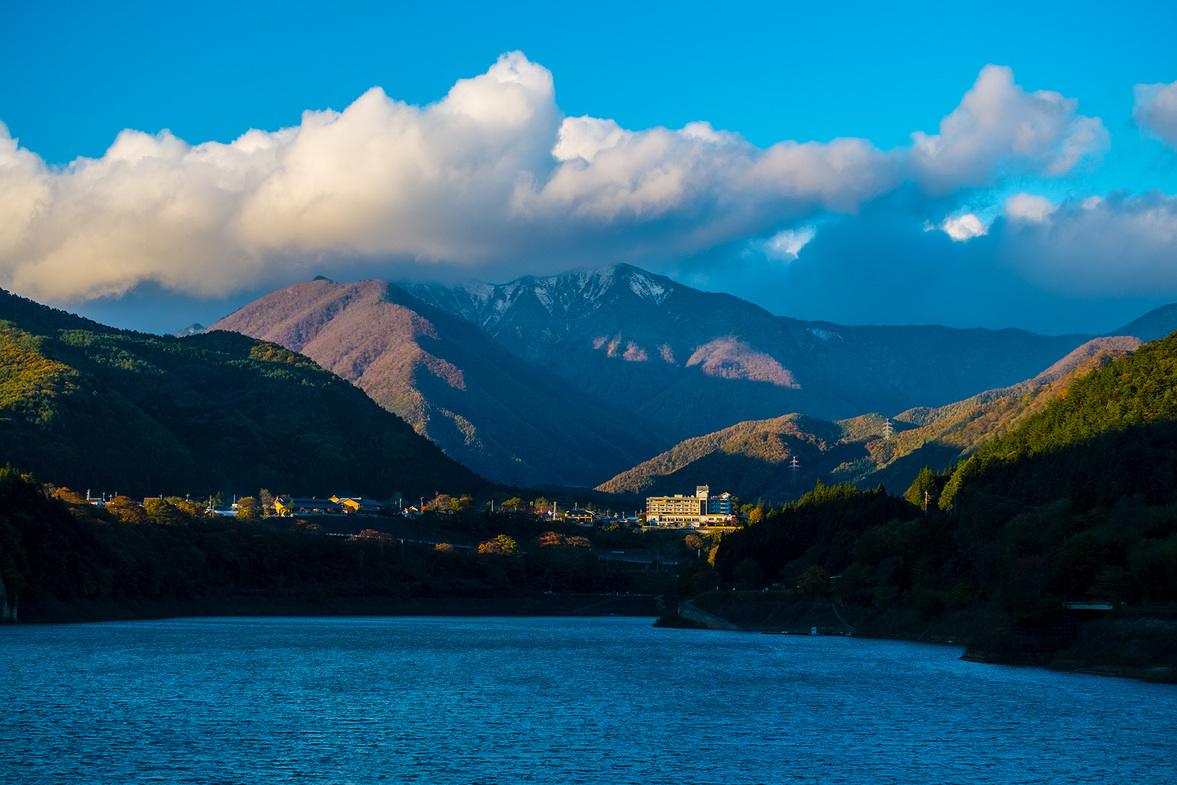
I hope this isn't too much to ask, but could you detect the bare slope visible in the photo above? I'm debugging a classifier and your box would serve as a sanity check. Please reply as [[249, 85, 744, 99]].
[[213, 279, 670, 488]]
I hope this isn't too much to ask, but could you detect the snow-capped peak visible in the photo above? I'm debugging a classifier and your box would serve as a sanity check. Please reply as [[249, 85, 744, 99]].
[[626, 270, 671, 305]]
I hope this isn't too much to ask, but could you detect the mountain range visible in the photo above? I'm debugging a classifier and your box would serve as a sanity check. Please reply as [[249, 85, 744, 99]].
[[214, 264, 1177, 493]]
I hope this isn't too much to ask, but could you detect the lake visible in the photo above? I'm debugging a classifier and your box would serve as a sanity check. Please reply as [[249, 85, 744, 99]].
[[2, 616, 1174, 784]]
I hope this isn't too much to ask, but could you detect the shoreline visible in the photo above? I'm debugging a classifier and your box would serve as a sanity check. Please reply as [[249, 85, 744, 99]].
[[11, 593, 1175, 685], [659, 594, 1177, 684], [9, 592, 666, 625]]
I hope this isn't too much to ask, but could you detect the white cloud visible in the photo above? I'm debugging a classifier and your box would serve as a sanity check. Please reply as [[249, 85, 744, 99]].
[[1133, 80, 1177, 147], [514, 126, 899, 233], [552, 116, 632, 162], [1002, 191, 1177, 297], [0, 55, 1126, 307], [0, 122, 51, 260], [1004, 193, 1057, 223], [940, 213, 988, 241], [762, 227, 817, 260], [2, 52, 566, 301], [909, 65, 1108, 193]]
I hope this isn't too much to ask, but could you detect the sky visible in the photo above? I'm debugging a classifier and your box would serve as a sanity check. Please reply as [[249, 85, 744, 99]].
[[2, 0, 1177, 336]]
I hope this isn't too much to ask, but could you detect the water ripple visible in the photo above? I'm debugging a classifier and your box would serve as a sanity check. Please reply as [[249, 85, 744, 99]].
[[1, 617, 1174, 784]]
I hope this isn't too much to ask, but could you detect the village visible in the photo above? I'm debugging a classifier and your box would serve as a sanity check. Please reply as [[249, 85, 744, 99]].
[[78, 484, 742, 530], [58, 484, 742, 583]]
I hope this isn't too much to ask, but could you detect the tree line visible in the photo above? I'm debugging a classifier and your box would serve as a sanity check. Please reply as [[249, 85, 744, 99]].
[[696, 333, 1177, 622], [0, 466, 696, 621]]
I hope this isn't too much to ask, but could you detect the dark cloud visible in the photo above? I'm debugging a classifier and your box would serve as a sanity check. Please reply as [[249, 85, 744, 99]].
[[685, 190, 1177, 335]]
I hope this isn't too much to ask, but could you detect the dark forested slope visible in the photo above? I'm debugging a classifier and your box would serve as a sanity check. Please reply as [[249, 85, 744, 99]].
[[706, 332, 1177, 660], [0, 288, 489, 500]]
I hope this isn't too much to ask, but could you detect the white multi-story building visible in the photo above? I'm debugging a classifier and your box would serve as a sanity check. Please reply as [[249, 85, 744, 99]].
[[646, 485, 735, 527]]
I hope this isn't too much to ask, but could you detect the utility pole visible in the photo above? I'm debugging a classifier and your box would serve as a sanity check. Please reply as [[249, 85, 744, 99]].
[[883, 419, 894, 440], [789, 456, 800, 482]]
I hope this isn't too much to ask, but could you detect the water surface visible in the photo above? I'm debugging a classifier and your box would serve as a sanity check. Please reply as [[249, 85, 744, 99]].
[[2, 616, 1173, 784]]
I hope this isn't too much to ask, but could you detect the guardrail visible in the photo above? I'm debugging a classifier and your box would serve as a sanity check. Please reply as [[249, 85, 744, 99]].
[[325, 532, 473, 550]]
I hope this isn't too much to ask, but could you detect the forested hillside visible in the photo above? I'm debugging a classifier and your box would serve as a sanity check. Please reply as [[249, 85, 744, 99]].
[[596, 414, 874, 499], [0, 466, 672, 623], [705, 332, 1177, 649], [0, 288, 489, 500], [599, 337, 1139, 502]]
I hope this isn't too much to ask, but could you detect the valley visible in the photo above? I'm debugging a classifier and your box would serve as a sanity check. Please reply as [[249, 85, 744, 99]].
[[4, 277, 1177, 679]]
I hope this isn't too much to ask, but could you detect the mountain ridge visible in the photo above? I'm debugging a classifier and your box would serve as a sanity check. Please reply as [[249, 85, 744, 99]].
[[0, 286, 489, 500], [213, 278, 672, 488], [403, 264, 1115, 430]]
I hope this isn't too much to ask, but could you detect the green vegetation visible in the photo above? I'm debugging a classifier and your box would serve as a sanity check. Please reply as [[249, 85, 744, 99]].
[[710, 481, 921, 601], [0, 288, 490, 500], [927, 331, 1177, 609], [694, 335, 1177, 676], [0, 466, 681, 622]]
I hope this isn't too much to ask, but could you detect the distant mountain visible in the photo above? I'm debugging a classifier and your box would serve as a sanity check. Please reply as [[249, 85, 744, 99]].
[[596, 414, 873, 501], [212, 263, 1170, 491], [0, 288, 488, 500], [404, 264, 1103, 438], [866, 335, 1142, 492], [212, 279, 671, 488], [596, 336, 1141, 501], [174, 323, 205, 338], [1106, 303, 1177, 343]]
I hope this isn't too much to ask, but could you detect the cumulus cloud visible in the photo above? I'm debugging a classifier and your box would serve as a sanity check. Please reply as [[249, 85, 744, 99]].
[[761, 227, 817, 260], [552, 116, 632, 163], [939, 213, 988, 241], [1134, 80, 1177, 146], [0, 54, 1119, 307], [909, 65, 1108, 193], [512, 123, 900, 264], [1004, 193, 1058, 223]]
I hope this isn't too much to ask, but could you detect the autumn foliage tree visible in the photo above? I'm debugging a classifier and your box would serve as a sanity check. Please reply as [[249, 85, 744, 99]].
[[105, 495, 147, 525], [144, 498, 186, 527], [235, 497, 260, 520], [477, 535, 520, 558]]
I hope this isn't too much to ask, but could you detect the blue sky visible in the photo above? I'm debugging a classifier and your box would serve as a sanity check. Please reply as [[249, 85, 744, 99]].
[[2, 1, 1177, 335]]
